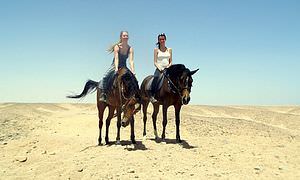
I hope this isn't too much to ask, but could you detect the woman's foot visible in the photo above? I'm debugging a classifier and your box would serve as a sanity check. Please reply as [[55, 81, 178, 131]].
[[149, 96, 158, 103], [99, 92, 107, 102]]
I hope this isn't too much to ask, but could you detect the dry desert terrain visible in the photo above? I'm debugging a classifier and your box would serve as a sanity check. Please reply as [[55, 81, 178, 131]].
[[0, 103, 300, 179]]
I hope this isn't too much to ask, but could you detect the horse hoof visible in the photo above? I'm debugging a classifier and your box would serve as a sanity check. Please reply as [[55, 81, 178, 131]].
[[115, 140, 121, 145], [132, 140, 136, 144]]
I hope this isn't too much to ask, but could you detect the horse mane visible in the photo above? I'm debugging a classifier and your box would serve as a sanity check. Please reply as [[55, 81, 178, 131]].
[[166, 64, 188, 78], [106, 67, 139, 94], [121, 68, 139, 93]]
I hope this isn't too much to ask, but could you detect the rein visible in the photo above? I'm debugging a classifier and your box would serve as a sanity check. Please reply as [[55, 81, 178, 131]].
[[120, 82, 129, 100], [113, 73, 137, 118], [162, 71, 182, 98]]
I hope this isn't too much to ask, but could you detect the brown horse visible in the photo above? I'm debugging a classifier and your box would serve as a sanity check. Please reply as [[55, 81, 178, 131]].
[[67, 67, 140, 145], [139, 64, 198, 143]]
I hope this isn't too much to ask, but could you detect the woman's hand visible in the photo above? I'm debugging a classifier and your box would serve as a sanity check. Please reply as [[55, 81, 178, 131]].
[[114, 68, 119, 77]]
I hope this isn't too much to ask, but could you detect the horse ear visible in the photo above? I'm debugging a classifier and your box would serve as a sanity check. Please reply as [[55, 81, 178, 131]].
[[190, 69, 199, 76]]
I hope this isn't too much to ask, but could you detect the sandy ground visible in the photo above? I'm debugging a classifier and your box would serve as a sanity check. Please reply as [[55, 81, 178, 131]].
[[0, 103, 299, 179]]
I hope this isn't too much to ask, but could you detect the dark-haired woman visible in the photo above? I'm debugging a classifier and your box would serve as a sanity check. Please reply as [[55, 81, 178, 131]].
[[150, 33, 172, 103]]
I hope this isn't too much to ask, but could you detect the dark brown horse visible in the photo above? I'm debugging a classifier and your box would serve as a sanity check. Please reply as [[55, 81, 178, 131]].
[[140, 64, 198, 143], [67, 67, 140, 145]]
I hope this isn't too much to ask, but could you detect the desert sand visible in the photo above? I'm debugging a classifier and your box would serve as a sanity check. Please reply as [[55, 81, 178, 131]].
[[0, 103, 299, 179]]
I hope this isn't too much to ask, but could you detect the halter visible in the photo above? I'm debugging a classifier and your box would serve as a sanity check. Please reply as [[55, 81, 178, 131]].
[[163, 71, 190, 98]]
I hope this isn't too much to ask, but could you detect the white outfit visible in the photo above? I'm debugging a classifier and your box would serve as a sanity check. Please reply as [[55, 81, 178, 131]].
[[157, 48, 170, 70]]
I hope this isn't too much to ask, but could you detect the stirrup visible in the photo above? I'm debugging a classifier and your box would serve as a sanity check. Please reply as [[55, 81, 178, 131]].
[[99, 92, 107, 102], [149, 96, 158, 103]]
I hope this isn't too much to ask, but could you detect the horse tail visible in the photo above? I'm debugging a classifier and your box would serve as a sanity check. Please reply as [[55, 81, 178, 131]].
[[67, 80, 99, 99]]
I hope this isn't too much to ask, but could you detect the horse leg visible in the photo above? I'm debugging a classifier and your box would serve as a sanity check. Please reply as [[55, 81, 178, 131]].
[[130, 116, 136, 144], [161, 104, 169, 140], [174, 104, 182, 143], [105, 106, 115, 145], [97, 102, 106, 145], [152, 103, 160, 139], [142, 101, 149, 138], [116, 106, 122, 145]]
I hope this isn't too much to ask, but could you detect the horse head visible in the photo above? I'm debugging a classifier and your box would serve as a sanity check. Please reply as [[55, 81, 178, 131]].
[[166, 64, 199, 105], [117, 68, 141, 127], [121, 95, 141, 127]]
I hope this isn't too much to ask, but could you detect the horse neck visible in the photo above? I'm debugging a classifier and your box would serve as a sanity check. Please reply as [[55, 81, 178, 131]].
[[106, 76, 123, 106], [165, 75, 182, 97], [161, 77, 174, 95], [106, 88, 120, 106]]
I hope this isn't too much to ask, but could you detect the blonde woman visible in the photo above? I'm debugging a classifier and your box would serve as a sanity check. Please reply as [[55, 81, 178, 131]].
[[99, 31, 135, 102]]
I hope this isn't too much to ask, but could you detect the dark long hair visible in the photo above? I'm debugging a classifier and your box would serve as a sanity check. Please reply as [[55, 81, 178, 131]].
[[156, 33, 167, 49]]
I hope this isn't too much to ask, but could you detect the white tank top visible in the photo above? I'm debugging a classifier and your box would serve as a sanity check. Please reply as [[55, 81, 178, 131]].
[[157, 48, 170, 70]]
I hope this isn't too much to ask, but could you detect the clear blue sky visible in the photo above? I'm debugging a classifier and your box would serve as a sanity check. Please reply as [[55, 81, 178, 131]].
[[0, 0, 299, 105]]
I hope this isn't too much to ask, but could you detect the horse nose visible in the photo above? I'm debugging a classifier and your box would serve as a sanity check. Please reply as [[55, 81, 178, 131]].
[[121, 118, 130, 127], [182, 97, 190, 105]]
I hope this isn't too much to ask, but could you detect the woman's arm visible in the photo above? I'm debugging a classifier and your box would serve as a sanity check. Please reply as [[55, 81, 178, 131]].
[[129, 47, 135, 74], [114, 45, 119, 72], [153, 48, 161, 71], [167, 48, 172, 68]]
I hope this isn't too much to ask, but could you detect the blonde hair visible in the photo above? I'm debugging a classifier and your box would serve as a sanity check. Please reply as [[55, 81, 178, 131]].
[[107, 31, 128, 54]]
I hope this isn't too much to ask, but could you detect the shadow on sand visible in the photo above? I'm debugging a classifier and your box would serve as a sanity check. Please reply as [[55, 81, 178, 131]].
[[80, 140, 148, 152], [149, 138, 197, 149], [80, 138, 195, 152], [105, 140, 148, 151]]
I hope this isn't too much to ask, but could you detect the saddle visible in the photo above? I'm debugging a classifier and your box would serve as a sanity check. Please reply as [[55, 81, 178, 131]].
[[107, 71, 119, 91], [145, 75, 165, 93]]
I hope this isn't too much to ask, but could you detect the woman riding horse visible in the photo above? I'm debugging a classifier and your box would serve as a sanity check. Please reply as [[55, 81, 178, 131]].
[[149, 33, 172, 103], [67, 67, 140, 145], [99, 31, 136, 102], [140, 64, 198, 143], [67, 31, 139, 145]]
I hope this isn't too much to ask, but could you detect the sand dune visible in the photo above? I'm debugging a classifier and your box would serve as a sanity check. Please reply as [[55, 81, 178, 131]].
[[0, 103, 299, 179]]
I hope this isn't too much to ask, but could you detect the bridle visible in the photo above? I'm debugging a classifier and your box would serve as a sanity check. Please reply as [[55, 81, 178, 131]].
[[113, 74, 138, 118], [120, 81, 130, 100], [162, 71, 190, 98]]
